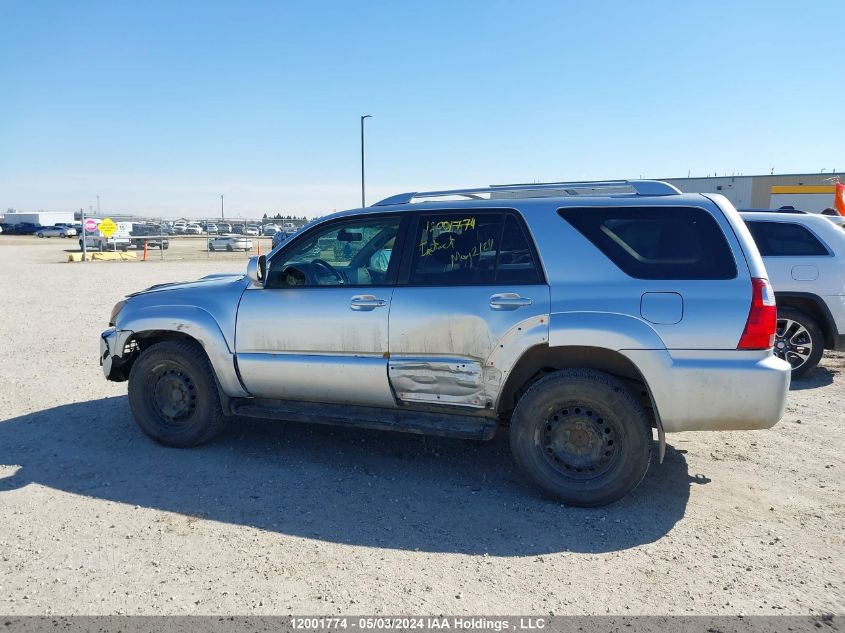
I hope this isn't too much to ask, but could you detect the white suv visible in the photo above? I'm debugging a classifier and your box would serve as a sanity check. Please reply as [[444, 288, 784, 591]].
[[741, 210, 845, 377]]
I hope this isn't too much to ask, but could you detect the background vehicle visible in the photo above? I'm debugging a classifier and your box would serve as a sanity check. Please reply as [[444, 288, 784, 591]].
[[208, 236, 253, 251], [80, 235, 131, 251], [262, 223, 280, 236], [218, 223, 233, 233], [100, 180, 790, 507], [184, 223, 202, 235], [130, 225, 170, 250], [741, 210, 845, 377], [37, 225, 77, 238], [10, 222, 41, 235], [244, 224, 260, 236], [233, 224, 245, 234], [205, 223, 219, 234], [271, 230, 289, 249]]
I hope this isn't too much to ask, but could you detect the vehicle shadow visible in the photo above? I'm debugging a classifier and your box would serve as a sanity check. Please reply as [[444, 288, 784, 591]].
[[0, 397, 700, 555], [790, 365, 837, 391]]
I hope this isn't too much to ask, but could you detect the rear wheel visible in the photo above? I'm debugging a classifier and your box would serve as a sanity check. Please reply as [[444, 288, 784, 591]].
[[509, 369, 652, 507], [226, 244, 234, 252], [775, 307, 824, 379], [209, 244, 215, 251], [37, 232, 44, 238], [128, 340, 226, 447]]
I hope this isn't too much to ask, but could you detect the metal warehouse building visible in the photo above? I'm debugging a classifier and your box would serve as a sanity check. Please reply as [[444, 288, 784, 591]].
[[662, 172, 844, 212]]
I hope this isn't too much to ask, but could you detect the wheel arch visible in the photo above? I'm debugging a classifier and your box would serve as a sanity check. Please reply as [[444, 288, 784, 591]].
[[498, 344, 666, 460], [117, 305, 250, 399], [775, 291, 838, 350]]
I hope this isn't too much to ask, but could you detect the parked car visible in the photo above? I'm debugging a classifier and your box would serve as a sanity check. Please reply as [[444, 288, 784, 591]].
[[172, 221, 187, 234], [80, 235, 131, 252], [100, 180, 790, 507], [243, 224, 260, 236], [218, 223, 233, 233], [11, 222, 41, 235], [740, 210, 845, 378], [37, 225, 77, 238], [232, 224, 245, 234], [205, 223, 219, 234], [184, 223, 202, 235], [130, 225, 170, 250], [208, 236, 253, 252], [271, 230, 289, 249], [262, 223, 280, 236]]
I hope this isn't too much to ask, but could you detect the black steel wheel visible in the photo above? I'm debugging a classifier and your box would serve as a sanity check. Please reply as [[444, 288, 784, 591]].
[[510, 369, 652, 506], [128, 340, 227, 447], [775, 307, 824, 379]]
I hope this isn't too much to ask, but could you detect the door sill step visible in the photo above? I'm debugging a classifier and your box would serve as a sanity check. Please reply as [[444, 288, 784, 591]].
[[229, 398, 498, 440]]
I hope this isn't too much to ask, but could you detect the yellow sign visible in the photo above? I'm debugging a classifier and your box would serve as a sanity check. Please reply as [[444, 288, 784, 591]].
[[99, 217, 117, 237]]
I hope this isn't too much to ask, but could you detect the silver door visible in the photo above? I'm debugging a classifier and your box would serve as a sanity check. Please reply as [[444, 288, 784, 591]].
[[235, 286, 394, 406], [388, 211, 550, 410], [235, 214, 402, 406]]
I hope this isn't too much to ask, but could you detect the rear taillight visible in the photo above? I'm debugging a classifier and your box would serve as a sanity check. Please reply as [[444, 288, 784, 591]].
[[737, 278, 777, 349]]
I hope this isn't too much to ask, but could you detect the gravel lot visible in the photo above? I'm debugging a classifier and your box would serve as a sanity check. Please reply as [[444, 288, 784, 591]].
[[0, 237, 843, 616]]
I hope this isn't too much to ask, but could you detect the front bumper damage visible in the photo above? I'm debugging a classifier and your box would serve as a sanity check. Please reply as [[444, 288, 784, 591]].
[[100, 327, 135, 382]]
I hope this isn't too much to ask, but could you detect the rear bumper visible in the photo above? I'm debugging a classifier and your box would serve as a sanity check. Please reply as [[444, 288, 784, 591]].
[[623, 349, 791, 433]]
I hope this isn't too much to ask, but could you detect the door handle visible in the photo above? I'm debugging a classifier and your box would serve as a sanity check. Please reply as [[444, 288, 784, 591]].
[[489, 293, 533, 310], [350, 295, 387, 311]]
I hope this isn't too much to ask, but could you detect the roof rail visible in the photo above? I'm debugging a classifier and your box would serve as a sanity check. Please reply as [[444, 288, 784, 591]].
[[373, 179, 681, 206]]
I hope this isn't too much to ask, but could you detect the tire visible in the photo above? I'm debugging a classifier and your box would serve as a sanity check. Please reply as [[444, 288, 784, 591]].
[[776, 307, 824, 379], [226, 244, 233, 252], [128, 340, 227, 447], [509, 369, 652, 507], [37, 232, 44, 238]]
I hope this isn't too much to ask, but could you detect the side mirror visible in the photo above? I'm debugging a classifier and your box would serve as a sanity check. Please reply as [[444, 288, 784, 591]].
[[246, 255, 267, 287]]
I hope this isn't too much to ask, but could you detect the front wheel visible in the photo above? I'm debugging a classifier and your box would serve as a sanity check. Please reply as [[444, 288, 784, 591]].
[[509, 369, 652, 507], [128, 340, 227, 447], [775, 307, 824, 379], [37, 232, 44, 238]]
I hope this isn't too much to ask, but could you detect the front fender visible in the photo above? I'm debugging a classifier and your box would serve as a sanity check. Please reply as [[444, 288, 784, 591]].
[[117, 305, 250, 398]]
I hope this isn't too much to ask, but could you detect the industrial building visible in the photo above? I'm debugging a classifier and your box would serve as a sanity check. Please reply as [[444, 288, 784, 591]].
[[663, 172, 844, 212]]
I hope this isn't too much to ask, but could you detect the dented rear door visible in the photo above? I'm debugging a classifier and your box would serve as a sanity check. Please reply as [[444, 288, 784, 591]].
[[388, 210, 550, 410]]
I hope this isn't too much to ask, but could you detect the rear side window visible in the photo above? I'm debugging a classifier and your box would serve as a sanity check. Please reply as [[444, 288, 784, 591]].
[[745, 221, 830, 257], [408, 211, 542, 285], [558, 206, 737, 280]]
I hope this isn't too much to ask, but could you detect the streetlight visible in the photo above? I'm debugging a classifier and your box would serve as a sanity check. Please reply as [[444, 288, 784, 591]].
[[360, 114, 372, 207], [220, 194, 224, 222]]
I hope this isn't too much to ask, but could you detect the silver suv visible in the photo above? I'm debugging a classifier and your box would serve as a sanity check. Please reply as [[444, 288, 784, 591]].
[[100, 180, 791, 506]]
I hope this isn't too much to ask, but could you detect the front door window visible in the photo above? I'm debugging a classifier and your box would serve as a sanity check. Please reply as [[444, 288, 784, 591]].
[[266, 216, 401, 288]]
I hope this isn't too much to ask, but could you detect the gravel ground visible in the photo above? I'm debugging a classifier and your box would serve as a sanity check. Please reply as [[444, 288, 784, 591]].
[[0, 238, 842, 616]]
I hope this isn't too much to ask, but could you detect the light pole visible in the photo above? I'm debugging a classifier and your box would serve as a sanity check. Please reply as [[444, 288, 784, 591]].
[[360, 114, 372, 207], [220, 194, 224, 222], [97, 195, 100, 215]]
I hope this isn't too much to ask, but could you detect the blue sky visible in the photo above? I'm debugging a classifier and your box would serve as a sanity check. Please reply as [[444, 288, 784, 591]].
[[1, 1, 842, 218]]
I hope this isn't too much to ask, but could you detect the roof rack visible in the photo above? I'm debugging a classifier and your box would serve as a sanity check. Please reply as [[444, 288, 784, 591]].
[[373, 179, 681, 206]]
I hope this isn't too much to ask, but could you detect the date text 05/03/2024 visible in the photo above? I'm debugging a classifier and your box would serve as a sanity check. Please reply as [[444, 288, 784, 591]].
[[290, 617, 548, 631]]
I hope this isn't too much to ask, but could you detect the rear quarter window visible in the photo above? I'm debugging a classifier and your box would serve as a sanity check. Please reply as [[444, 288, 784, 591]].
[[558, 206, 737, 280], [744, 221, 830, 257]]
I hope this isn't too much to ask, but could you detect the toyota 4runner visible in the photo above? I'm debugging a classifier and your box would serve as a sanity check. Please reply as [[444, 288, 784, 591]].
[[100, 180, 791, 506]]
